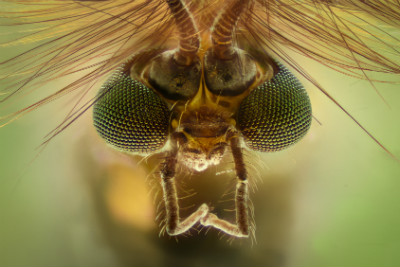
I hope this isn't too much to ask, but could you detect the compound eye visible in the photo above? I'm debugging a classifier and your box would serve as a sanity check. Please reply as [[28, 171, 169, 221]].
[[237, 62, 312, 152], [93, 66, 170, 153]]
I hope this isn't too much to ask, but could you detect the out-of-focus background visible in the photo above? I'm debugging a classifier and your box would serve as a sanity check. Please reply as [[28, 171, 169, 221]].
[[1, 8, 400, 267]]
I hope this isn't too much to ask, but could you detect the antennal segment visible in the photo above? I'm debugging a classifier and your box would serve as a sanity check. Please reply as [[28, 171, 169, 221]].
[[211, 0, 247, 59], [166, 0, 200, 65]]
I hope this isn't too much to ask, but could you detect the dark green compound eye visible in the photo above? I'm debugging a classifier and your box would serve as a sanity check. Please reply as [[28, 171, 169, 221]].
[[237, 62, 312, 152], [93, 67, 170, 153]]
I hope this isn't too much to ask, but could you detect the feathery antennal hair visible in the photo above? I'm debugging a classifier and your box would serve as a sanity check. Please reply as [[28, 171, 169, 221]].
[[241, 0, 400, 77], [0, 0, 175, 130]]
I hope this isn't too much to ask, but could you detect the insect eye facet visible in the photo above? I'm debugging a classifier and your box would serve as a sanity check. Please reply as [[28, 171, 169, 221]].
[[93, 66, 170, 153], [237, 62, 312, 152]]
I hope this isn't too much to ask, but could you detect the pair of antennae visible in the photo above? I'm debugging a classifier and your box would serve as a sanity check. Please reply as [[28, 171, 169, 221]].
[[166, 0, 246, 64]]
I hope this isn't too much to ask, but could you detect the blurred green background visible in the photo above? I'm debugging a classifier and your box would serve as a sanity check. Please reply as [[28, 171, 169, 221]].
[[1, 5, 400, 267]]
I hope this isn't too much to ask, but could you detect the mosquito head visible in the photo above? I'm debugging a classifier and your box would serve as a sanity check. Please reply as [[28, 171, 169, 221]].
[[93, 0, 312, 159]]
